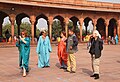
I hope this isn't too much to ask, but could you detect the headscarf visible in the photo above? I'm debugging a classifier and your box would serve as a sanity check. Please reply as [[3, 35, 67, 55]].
[[93, 30, 101, 39]]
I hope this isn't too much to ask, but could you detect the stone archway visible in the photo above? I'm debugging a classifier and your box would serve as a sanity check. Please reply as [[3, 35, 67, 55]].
[[53, 15, 65, 29], [108, 18, 117, 37], [0, 11, 8, 37], [83, 17, 93, 36], [52, 15, 64, 41], [69, 16, 80, 40], [0, 11, 11, 42], [2, 16, 12, 42], [96, 18, 106, 38], [16, 13, 30, 36], [69, 16, 79, 28], [35, 14, 49, 39]]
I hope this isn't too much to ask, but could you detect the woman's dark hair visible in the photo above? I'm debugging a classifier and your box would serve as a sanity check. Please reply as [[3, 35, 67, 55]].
[[39, 31, 44, 36], [61, 31, 66, 37], [69, 27, 74, 33], [21, 30, 28, 37], [40, 30, 47, 35]]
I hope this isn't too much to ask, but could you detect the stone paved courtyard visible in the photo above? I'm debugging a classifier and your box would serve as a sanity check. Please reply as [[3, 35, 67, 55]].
[[0, 44, 120, 82]]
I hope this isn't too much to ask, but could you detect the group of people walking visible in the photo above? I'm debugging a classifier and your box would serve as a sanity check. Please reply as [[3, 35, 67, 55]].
[[108, 34, 119, 45], [58, 28, 78, 73], [16, 28, 103, 80]]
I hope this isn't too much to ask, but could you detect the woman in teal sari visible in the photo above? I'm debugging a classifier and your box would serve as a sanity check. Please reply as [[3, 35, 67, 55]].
[[36, 30, 52, 68], [16, 30, 30, 77]]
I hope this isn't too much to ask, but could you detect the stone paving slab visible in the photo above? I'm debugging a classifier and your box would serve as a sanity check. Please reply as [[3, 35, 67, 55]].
[[0, 44, 120, 82]]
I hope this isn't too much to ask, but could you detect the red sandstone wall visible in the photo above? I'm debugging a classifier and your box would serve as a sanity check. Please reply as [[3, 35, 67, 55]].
[[0, 0, 120, 12], [2, 0, 120, 8]]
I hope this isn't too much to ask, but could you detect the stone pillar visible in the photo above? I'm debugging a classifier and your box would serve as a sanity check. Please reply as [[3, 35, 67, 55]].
[[49, 23, 52, 42], [93, 18, 97, 30], [65, 17, 69, 37], [105, 19, 109, 39], [48, 16, 53, 42], [10, 14, 15, 43], [79, 18, 84, 42], [30, 15, 35, 44]]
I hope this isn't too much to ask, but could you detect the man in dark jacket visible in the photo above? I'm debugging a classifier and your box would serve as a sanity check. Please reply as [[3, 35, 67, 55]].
[[66, 28, 78, 73], [89, 30, 103, 80]]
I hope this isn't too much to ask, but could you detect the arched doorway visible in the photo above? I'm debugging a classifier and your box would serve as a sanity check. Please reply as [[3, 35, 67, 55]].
[[2, 16, 11, 42], [108, 18, 117, 37], [69, 16, 80, 41], [16, 13, 30, 36], [83, 17, 93, 35], [0, 11, 10, 42], [83, 17, 93, 41], [35, 14, 48, 40], [20, 17, 31, 36], [96, 18, 106, 39], [52, 15, 64, 41]]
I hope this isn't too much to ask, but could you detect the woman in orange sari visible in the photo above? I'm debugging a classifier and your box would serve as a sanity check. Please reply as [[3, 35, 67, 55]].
[[58, 31, 67, 69]]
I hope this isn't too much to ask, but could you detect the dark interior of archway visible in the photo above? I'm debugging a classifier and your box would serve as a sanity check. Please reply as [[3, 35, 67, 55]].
[[70, 16, 80, 40], [108, 18, 117, 37], [96, 18, 106, 38], [84, 17, 92, 35], [16, 13, 29, 36], [54, 16, 65, 31], [70, 16, 79, 29], [0, 11, 8, 37], [35, 14, 49, 38]]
